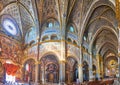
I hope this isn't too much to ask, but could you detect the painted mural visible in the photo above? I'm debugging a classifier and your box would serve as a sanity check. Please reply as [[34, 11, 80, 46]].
[[0, 35, 22, 64]]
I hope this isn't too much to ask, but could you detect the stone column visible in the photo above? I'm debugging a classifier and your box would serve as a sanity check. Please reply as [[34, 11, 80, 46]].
[[78, 45, 83, 83], [67, 71, 70, 84], [41, 65, 45, 84], [99, 55, 103, 79], [60, 25, 66, 84], [21, 65, 25, 81], [116, 0, 120, 81], [118, 56, 120, 81], [78, 64, 83, 83], [118, 29, 120, 81], [35, 62, 39, 85], [96, 54, 100, 80], [101, 61, 104, 79], [89, 53, 93, 81], [59, 61, 65, 83]]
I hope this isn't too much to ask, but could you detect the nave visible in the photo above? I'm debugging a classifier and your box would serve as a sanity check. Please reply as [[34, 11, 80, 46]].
[[0, 0, 120, 85]]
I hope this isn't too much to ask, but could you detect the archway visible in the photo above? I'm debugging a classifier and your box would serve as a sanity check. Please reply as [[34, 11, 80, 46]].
[[66, 57, 78, 83], [83, 61, 89, 81], [40, 54, 59, 83], [23, 59, 35, 82], [104, 56, 118, 78]]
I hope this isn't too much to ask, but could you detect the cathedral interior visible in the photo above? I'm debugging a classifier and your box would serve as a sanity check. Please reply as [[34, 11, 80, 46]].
[[0, 0, 120, 85]]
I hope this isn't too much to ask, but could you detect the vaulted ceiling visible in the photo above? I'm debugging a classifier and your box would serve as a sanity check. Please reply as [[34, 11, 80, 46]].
[[0, 0, 118, 61]]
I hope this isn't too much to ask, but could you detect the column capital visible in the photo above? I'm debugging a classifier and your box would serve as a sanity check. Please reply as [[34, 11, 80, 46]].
[[96, 54, 100, 57], [78, 64, 83, 67], [35, 61, 41, 65], [118, 53, 120, 57], [59, 60, 66, 63], [89, 68, 92, 70]]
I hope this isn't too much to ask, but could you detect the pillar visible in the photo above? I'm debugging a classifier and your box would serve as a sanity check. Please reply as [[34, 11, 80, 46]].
[[118, 28, 120, 81], [41, 65, 45, 84], [21, 65, 25, 81], [118, 56, 120, 81], [116, 0, 120, 81], [100, 57, 104, 79], [35, 62, 39, 85], [78, 64, 83, 83], [60, 23, 66, 84], [78, 45, 83, 83], [89, 53, 93, 81], [96, 54, 100, 80], [59, 61, 65, 83]]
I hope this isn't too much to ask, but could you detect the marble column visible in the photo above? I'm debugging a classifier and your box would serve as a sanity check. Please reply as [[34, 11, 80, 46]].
[[78, 45, 83, 83], [118, 56, 120, 81], [67, 71, 70, 84], [101, 61, 104, 79], [78, 64, 83, 83], [118, 29, 120, 81], [21, 65, 25, 81], [59, 61, 65, 83], [60, 27, 66, 84], [89, 53, 93, 81], [96, 54, 100, 80], [35, 62, 39, 84], [41, 65, 45, 84]]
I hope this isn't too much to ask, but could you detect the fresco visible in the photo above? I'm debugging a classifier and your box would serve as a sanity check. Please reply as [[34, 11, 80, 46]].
[[0, 36, 22, 64]]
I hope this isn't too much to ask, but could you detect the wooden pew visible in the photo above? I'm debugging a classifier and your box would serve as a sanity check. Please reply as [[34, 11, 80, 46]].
[[85, 79, 114, 85]]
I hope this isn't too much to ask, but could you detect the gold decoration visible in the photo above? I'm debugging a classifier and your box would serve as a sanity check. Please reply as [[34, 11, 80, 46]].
[[108, 60, 117, 68], [60, 60, 66, 63], [116, 0, 120, 28], [78, 64, 83, 67]]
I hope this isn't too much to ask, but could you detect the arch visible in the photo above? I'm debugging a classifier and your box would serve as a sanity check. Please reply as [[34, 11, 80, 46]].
[[104, 56, 118, 77], [80, 0, 115, 43], [23, 58, 35, 82], [96, 41, 117, 54], [40, 54, 59, 66], [89, 26, 118, 53], [40, 18, 60, 41], [66, 57, 78, 83], [73, 40, 77, 45], [102, 49, 117, 60], [67, 56, 79, 64], [88, 17, 115, 30], [67, 38, 72, 43], [51, 34, 58, 40], [25, 26, 37, 44], [39, 54, 59, 83], [41, 18, 60, 29], [22, 57, 36, 65], [67, 23, 78, 33], [42, 35, 49, 41], [39, 52, 59, 62]]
